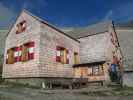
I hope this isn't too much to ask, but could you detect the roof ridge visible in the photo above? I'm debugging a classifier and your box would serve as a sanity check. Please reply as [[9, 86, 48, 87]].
[[22, 9, 79, 42]]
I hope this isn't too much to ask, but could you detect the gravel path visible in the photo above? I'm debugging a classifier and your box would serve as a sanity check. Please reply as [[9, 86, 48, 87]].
[[0, 85, 132, 100]]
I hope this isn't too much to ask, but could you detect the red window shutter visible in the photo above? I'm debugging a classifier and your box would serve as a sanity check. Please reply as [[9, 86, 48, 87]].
[[28, 42, 35, 60], [66, 49, 69, 64], [14, 46, 22, 62], [56, 46, 61, 62], [18, 46, 22, 61], [14, 47, 19, 62]]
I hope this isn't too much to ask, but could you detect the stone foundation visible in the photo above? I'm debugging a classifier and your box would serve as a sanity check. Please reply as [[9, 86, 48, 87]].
[[4, 77, 73, 88]]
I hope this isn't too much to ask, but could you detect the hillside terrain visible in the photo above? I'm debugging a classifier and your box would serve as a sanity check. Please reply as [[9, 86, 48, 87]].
[[0, 28, 8, 76]]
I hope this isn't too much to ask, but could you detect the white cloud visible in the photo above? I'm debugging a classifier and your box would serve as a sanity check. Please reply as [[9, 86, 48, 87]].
[[102, 2, 133, 22], [0, 3, 16, 27]]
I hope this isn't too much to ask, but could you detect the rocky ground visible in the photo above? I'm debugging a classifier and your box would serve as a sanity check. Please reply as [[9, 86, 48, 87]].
[[0, 83, 133, 100]]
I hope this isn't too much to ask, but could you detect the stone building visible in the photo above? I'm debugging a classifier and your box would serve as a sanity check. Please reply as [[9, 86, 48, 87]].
[[2, 10, 123, 87]]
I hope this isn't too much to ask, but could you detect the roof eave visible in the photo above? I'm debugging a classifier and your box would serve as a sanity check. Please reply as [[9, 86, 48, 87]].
[[73, 61, 106, 68]]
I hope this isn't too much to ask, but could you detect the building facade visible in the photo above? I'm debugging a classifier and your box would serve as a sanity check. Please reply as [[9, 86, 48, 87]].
[[2, 10, 80, 87], [66, 21, 123, 84], [2, 10, 123, 87]]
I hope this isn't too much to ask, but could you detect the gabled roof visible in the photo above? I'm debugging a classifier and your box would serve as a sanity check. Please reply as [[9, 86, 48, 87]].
[[6, 9, 80, 43], [63, 21, 113, 39]]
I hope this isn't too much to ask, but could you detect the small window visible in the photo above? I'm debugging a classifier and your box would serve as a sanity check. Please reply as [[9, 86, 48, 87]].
[[91, 65, 104, 76], [56, 46, 69, 64], [74, 52, 79, 64], [93, 65, 99, 75], [16, 20, 26, 34]]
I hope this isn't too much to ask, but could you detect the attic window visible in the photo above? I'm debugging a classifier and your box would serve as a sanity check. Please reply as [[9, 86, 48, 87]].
[[16, 20, 26, 34]]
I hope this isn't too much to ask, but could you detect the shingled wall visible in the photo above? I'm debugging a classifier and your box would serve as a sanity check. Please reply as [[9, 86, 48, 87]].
[[2, 10, 80, 79]]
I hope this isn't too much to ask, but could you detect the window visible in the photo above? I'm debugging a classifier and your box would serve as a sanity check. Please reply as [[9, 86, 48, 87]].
[[21, 42, 35, 62], [87, 65, 104, 76], [74, 52, 79, 64], [6, 41, 35, 64], [56, 46, 69, 64], [93, 65, 99, 75], [6, 48, 15, 64], [16, 20, 26, 34]]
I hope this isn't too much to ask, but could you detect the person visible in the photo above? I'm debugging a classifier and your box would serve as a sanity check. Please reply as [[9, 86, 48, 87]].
[[110, 64, 118, 81], [108, 63, 118, 82]]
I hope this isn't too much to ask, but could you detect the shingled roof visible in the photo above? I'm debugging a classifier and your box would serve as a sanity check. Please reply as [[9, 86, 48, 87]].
[[63, 21, 113, 39]]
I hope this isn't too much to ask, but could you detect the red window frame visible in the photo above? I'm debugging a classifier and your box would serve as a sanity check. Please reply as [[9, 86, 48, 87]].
[[56, 46, 61, 62], [24, 42, 35, 60], [14, 46, 22, 62], [56, 46, 69, 64]]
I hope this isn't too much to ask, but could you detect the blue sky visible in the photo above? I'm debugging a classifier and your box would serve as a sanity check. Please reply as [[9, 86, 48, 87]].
[[0, 0, 133, 27]]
